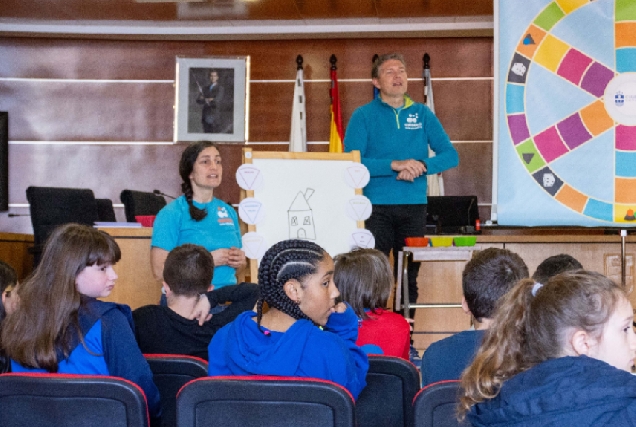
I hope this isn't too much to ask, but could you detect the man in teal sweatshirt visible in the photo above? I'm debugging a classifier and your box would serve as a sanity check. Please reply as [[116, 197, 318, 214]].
[[344, 53, 459, 317]]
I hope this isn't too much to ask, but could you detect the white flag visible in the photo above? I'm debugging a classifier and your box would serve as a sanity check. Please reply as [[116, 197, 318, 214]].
[[289, 68, 307, 152], [424, 66, 444, 196]]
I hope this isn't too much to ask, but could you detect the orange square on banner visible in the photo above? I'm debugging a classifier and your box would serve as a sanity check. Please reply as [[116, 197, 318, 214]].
[[580, 100, 615, 136], [516, 25, 547, 59], [616, 22, 636, 48], [555, 184, 588, 213], [616, 178, 636, 204]]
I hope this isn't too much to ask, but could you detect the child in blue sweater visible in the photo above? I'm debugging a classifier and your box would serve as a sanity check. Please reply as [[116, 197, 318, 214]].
[[1, 224, 161, 419], [460, 271, 636, 427], [197, 239, 369, 399]]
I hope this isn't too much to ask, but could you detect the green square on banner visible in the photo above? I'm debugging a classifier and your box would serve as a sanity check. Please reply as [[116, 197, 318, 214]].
[[533, 2, 565, 31], [516, 139, 545, 173], [616, 0, 636, 21]]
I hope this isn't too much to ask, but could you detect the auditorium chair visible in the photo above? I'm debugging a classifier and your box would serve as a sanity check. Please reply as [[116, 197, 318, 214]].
[[120, 189, 167, 222], [144, 354, 208, 427], [96, 198, 117, 222], [0, 373, 149, 427], [356, 355, 421, 427], [176, 376, 356, 427], [413, 380, 469, 427], [26, 186, 99, 266]]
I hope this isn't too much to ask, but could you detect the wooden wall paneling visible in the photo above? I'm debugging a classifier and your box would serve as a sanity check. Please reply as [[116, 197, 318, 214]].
[[376, 0, 493, 18], [412, 307, 471, 350], [249, 83, 296, 142], [0, 233, 33, 280], [0, 82, 174, 141], [296, 0, 377, 19]]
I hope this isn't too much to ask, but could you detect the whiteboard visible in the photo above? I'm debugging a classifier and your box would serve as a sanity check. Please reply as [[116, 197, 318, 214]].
[[241, 150, 366, 278]]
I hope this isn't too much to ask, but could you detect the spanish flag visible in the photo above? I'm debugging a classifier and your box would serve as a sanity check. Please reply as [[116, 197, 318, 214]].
[[329, 62, 343, 153]]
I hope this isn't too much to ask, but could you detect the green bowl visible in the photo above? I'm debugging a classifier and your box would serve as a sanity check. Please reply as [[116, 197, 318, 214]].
[[453, 236, 477, 247]]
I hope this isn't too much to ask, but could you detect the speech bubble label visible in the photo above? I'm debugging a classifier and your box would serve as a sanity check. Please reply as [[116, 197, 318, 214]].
[[242, 232, 269, 260], [343, 164, 370, 189], [349, 229, 375, 249], [238, 197, 265, 225], [345, 195, 372, 221], [236, 164, 264, 191]]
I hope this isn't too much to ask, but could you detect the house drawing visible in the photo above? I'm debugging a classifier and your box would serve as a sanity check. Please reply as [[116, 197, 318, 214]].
[[288, 188, 316, 240]]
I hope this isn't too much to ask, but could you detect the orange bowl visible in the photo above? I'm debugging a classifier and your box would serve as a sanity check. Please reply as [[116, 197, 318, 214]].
[[405, 237, 429, 247], [135, 215, 156, 227]]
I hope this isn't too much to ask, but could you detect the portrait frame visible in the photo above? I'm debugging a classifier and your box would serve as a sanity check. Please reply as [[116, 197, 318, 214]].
[[174, 56, 250, 143]]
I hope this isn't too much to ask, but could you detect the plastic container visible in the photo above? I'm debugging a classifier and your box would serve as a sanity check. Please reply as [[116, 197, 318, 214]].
[[429, 236, 454, 247], [453, 236, 477, 247], [405, 237, 429, 247], [135, 215, 156, 228]]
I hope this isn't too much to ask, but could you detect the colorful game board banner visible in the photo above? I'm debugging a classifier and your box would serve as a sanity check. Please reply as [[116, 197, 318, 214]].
[[497, 0, 636, 226]]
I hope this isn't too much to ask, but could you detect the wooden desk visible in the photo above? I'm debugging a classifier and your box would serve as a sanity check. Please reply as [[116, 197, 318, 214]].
[[0, 232, 34, 281], [409, 234, 636, 350], [98, 227, 160, 310]]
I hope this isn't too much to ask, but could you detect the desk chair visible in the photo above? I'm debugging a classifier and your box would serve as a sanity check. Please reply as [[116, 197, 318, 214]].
[[176, 376, 356, 427], [145, 354, 208, 427], [413, 380, 468, 427], [96, 198, 117, 222], [120, 190, 167, 222], [0, 373, 149, 427], [26, 186, 99, 266], [356, 355, 421, 427]]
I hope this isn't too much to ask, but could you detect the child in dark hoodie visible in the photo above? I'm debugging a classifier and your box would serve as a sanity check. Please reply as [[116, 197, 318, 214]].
[[199, 239, 369, 399]]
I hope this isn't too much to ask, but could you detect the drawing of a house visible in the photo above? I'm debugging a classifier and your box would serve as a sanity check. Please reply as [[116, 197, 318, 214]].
[[288, 188, 316, 240]]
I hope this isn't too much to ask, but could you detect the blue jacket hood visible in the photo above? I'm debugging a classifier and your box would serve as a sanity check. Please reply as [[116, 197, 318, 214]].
[[468, 356, 636, 427], [223, 311, 315, 376]]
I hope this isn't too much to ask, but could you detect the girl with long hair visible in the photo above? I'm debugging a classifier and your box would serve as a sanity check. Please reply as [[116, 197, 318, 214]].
[[151, 141, 246, 289], [460, 271, 636, 427], [1, 224, 161, 418], [203, 239, 369, 399]]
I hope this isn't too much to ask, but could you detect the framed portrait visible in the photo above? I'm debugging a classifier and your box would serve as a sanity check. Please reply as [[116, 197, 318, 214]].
[[174, 56, 250, 143]]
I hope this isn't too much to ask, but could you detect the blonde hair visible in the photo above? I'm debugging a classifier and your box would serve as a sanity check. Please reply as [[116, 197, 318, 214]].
[[459, 270, 624, 417]]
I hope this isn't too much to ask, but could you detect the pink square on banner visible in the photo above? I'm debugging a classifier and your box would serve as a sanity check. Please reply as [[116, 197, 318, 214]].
[[616, 126, 636, 151], [557, 49, 593, 86], [534, 126, 569, 162]]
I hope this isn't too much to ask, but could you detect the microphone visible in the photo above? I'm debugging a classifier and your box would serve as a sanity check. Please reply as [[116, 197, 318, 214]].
[[153, 190, 176, 200], [8, 213, 30, 217]]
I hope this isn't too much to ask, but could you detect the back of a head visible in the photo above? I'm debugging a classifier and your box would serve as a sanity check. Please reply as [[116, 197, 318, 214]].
[[462, 248, 529, 321], [334, 248, 392, 319], [532, 253, 583, 284], [460, 270, 624, 415], [256, 239, 326, 327], [163, 244, 213, 297]]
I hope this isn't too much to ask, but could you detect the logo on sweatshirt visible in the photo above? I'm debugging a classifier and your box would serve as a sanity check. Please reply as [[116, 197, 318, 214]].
[[404, 113, 422, 130], [217, 206, 233, 225]]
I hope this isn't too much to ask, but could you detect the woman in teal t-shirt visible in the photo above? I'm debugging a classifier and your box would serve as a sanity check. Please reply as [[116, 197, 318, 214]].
[[151, 141, 246, 289]]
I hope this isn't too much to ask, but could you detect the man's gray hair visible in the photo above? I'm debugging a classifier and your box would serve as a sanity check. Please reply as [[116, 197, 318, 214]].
[[372, 53, 407, 79]]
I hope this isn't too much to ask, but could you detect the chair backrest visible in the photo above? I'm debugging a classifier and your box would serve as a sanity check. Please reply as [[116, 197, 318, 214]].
[[176, 376, 356, 427], [145, 354, 208, 427], [413, 380, 469, 427], [96, 198, 117, 222], [356, 355, 421, 427], [120, 190, 167, 222], [26, 186, 99, 246], [0, 373, 149, 427]]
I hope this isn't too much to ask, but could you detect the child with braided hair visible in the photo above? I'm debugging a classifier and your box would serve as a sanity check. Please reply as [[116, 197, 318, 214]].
[[203, 239, 369, 399]]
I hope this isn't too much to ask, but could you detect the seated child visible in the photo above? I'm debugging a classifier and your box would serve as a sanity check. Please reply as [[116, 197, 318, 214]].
[[133, 243, 258, 360], [199, 239, 369, 399], [334, 248, 410, 360], [1, 224, 161, 418], [0, 260, 18, 373], [532, 253, 583, 284], [460, 271, 636, 427], [420, 248, 528, 385]]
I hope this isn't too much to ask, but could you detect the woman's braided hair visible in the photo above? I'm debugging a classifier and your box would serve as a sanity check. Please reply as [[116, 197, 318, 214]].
[[256, 239, 326, 332], [179, 141, 217, 221]]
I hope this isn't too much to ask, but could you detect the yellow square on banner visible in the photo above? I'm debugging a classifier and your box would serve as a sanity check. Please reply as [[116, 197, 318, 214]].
[[615, 204, 636, 223], [534, 35, 570, 72], [555, 0, 589, 15]]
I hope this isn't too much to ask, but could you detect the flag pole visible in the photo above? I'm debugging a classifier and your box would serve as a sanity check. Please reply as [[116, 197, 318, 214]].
[[424, 53, 443, 196], [329, 54, 344, 153], [372, 54, 379, 99], [289, 54, 307, 152]]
